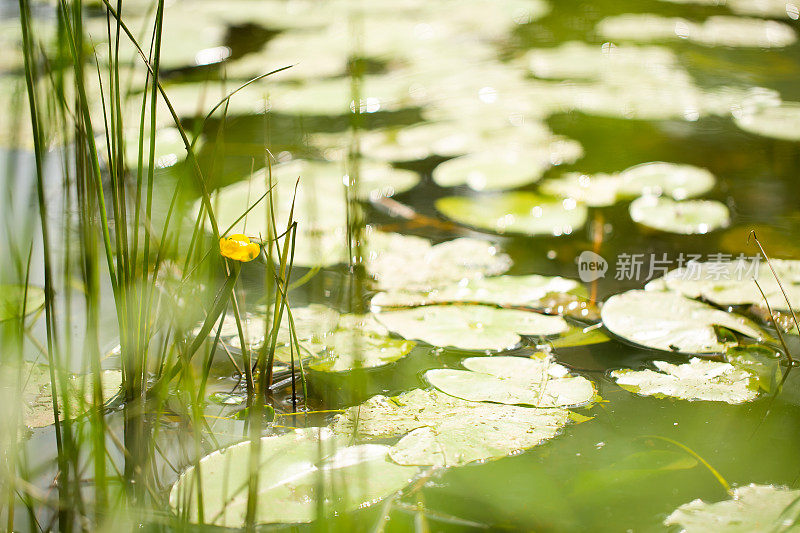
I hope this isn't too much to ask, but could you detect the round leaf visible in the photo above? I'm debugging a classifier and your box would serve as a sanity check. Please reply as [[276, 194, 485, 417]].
[[601, 289, 763, 353], [425, 355, 595, 407], [436, 192, 588, 236], [169, 428, 417, 527], [376, 305, 569, 351], [629, 196, 730, 234], [612, 357, 758, 404]]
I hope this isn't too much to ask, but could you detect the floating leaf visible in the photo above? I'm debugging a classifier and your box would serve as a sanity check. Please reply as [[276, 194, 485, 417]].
[[436, 192, 588, 236], [370, 274, 581, 308], [213, 304, 340, 352], [376, 305, 569, 351], [306, 314, 416, 372], [601, 290, 763, 353], [727, 345, 782, 393], [425, 355, 595, 407], [598, 14, 796, 48], [333, 388, 569, 467], [0, 285, 45, 322], [169, 428, 417, 527], [366, 231, 511, 291], [618, 162, 716, 200], [665, 484, 800, 532], [539, 172, 622, 207], [432, 144, 582, 191], [20, 362, 122, 429], [611, 357, 759, 403], [526, 41, 679, 81], [629, 196, 730, 234], [734, 102, 800, 142], [692, 16, 797, 47], [645, 259, 800, 312]]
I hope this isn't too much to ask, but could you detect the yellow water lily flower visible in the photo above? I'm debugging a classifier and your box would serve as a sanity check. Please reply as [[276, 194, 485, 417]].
[[219, 234, 260, 262]]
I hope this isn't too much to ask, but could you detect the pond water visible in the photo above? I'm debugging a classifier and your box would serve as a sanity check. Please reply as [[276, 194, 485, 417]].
[[5, 0, 800, 531]]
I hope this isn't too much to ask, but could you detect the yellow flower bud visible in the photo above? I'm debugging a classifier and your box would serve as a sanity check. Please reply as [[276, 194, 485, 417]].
[[219, 234, 260, 262]]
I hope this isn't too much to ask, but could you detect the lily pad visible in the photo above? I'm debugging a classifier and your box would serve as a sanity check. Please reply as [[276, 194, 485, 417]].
[[435, 192, 588, 236], [646, 259, 800, 313], [597, 14, 796, 48], [432, 144, 582, 191], [365, 231, 512, 291], [734, 102, 800, 142], [601, 290, 763, 353], [629, 196, 730, 234], [18, 362, 122, 429], [333, 388, 569, 467], [169, 428, 417, 527], [0, 285, 45, 322], [209, 308, 415, 372], [376, 305, 569, 351], [526, 41, 679, 81], [665, 484, 800, 532], [426, 354, 595, 407], [611, 357, 758, 403], [618, 162, 716, 200], [693, 16, 797, 48], [539, 172, 622, 207], [213, 305, 341, 352], [306, 314, 416, 372], [370, 274, 581, 308]]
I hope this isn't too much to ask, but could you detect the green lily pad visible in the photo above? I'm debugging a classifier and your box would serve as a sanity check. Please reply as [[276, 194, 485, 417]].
[[366, 231, 512, 291], [539, 172, 622, 207], [432, 144, 582, 191], [734, 102, 800, 142], [209, 308, 415, 372], [389, 407, 567, 467], [725, 0, 800, 19], [0, 285, 45, 322], [526, 41, 678, 81], [597, 14, 796, 48], [436, 192, 588, 236], [618, 162, 716, 200], [693, 16, 797, 48], [601, 290, 763, 353], [17, 362, 122, 429], [306, 314, 416, 372], [333, 388, 569, 467], [425, 354, 595, 407], [376, 305, 569, 351], [665, 484, 800, 532], [370, 274, 581, 308], [597, 14, 694, 43], [611, 357, 759, 403], [629, 196, 730, 234], [213, 305, 341, 352], [645, 259, 800, 313], [169, 428, 418, 527]]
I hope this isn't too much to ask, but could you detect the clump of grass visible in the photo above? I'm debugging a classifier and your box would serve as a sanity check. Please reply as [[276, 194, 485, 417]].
[[4, 0, 303, 529]]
